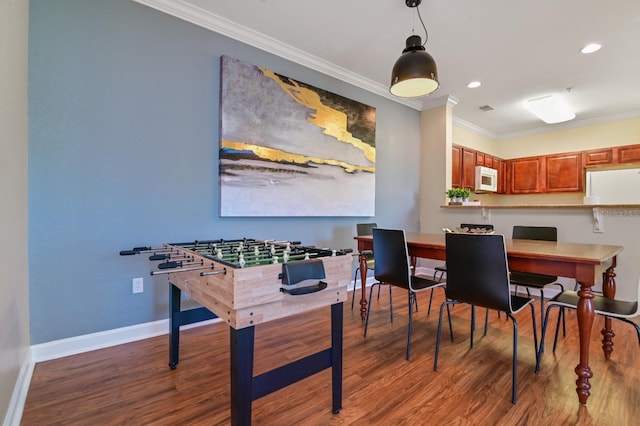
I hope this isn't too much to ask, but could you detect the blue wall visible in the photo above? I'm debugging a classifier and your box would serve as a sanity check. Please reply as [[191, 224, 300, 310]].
[[28, 0, 422, 344]]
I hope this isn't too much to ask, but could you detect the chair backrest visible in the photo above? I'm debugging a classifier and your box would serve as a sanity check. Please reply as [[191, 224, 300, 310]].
[[372, 228, 411, 290], [460, 223, 494, 232], [445, 233, 512, 312], [512, 226, 557, 242], [357, 223, 377, 236]]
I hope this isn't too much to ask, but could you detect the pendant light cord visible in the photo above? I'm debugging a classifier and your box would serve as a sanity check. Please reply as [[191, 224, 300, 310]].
[[416, 5, 429, 46]]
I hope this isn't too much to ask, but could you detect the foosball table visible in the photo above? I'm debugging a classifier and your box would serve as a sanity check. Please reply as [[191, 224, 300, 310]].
[[121, 238, 352, 425]]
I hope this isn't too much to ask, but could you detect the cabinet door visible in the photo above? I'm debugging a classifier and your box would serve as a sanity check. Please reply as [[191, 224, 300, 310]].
[[462, 148, 476, 190], [546, 152, 583, 192], [451, 145, 462, 188], [476, 152, 485, 166], [484, 155, 493, 168], [584, 148, 614, 167], [495, 158, 506, 194], [617, 144, 640, 163], [509, 157, 545, 193]]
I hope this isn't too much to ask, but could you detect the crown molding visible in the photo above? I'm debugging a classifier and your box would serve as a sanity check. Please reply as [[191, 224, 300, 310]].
[[133, 0, 424, 110]]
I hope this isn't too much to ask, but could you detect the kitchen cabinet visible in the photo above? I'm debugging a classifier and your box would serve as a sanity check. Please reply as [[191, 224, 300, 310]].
[[617, 144, 640, 164], [451, 145, 462, 187], [453, 142, 640, 196], [461, 147, 476, 190], [545, 152, 583, 192], [508, 156, 545, 194], [584, 148, 615, 167]]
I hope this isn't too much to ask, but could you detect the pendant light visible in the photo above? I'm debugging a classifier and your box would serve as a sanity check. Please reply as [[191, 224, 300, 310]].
[[390, 0, 439, 98]]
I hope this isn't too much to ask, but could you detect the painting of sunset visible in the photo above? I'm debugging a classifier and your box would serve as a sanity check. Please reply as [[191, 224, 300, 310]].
[[219, 55, 376, 217]]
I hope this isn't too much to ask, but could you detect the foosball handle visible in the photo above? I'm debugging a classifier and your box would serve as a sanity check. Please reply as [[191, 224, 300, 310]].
[[149, 254, 170, 261], [119, 246, 152, 256], [158, 261, 182, 269]]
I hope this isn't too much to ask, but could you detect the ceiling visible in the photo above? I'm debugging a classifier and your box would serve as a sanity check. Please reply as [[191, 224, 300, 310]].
[[136, 0, 640, 140]]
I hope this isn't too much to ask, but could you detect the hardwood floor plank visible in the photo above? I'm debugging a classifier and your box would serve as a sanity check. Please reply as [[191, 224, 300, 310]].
[[22, 287, 640, 425]]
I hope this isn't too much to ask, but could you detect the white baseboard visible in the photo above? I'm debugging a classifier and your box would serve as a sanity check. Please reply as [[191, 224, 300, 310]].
[[3, 347, 34, 426], [30, 317, 221, 363]]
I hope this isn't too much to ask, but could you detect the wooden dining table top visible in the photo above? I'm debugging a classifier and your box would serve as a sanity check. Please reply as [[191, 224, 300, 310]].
[[355, 232, 623, 266]]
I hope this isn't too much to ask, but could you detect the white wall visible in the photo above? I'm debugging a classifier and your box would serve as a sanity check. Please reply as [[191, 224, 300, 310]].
[[0, 0, 30, 422]]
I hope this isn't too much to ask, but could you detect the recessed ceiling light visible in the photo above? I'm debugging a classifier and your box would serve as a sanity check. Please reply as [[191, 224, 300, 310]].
[[467, 81, 481, 88], [581, 43, 602, 54], [524, 95, 575, 124]]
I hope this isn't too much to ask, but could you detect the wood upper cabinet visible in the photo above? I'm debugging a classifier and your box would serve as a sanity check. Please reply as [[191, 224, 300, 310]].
[[461, 147, 477, 190], [545, 152, 583, 192], [475, 152, 485, 166], [495, 158, 506, 193], [617, 144, 640, 164], [584, 148, 615, 167], [508, 156, 545, 194], [484, 155, 493, 168], [451, 145, 462, 188]]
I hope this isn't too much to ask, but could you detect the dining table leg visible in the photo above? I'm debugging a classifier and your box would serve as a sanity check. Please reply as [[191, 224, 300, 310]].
[[359, 252, 368, 321], [600, 258, 617, 359], [575, 273, 596, 405]]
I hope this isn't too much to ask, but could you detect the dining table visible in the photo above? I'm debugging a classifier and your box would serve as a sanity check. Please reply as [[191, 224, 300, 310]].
[[354, 232, 623, 406]]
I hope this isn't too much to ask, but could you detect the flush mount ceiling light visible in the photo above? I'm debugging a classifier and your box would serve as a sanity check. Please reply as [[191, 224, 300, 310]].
[[581, 43, 602, 54], [524, 94, 576, 124], [390, 0, 439, 98]]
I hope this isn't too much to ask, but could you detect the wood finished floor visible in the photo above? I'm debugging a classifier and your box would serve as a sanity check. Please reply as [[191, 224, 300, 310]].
[[22, 287, 640, 425]]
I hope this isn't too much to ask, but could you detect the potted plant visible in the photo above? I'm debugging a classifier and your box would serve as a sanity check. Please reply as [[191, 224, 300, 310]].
[[446, 188, 466, 204], [460, 188, 471, 201]]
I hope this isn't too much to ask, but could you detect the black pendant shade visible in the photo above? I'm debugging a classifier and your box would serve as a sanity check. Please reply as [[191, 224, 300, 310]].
[[390, 35, 439, 98]]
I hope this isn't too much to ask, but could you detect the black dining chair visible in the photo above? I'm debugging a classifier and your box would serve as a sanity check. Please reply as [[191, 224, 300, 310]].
[[511, 226, 566, 333], [364, 228, 451, 361], [431, 223, 495, 312], [536, 277, 640, 373], [434, 233, 538, 404], [433, 224, 498, 336]]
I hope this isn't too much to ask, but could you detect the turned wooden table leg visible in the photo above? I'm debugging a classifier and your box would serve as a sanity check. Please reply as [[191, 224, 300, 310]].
[[359, 252, 368, 321], [600, 258, 617, 360], [575, 281, 595, 405]]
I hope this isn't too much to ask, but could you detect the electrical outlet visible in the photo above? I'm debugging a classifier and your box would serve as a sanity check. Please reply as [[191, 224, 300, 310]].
[[132, 277, 144, 294]]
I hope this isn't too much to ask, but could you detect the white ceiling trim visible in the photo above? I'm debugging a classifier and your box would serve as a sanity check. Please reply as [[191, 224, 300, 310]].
[[132, 0, 424, 110]]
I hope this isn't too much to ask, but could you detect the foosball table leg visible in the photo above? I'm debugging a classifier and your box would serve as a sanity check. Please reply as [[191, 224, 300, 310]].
[[331, 301, 343, 414], [230, 326, 255, 426], [169, 283, 181, 369]]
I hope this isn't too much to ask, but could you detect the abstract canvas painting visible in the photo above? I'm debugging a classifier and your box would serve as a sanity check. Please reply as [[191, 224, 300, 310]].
[[219, 55, 376, 217]]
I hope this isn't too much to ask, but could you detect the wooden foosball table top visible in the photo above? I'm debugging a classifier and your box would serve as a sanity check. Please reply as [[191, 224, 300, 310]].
[[126, 238, 353, 329]]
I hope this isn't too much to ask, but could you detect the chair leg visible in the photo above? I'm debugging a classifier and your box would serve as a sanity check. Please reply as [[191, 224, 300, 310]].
[[484, 308, 490, 336], [363, 284, 377, 337], [427, 288, 434, 316], [434, 300, 459, 371], [539, 289, 545, 333], [508, 313, 518, 405], [614, 317, 640, 346], [552, 307, 563, 353], [351, 268, 359, 310], [529, 303, 538, 357], [536, 304, 557, 373], [470, 305, 476, 349], [406, 291, 414, 361], [389, 285, 393, 322], [554, 283, 566, 336]]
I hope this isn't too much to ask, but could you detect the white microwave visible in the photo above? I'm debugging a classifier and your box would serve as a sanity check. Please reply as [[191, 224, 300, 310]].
[[475, 166, 498, 192]]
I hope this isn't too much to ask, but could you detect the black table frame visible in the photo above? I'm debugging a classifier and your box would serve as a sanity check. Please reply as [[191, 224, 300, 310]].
[[168, 283, 343, 425]]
